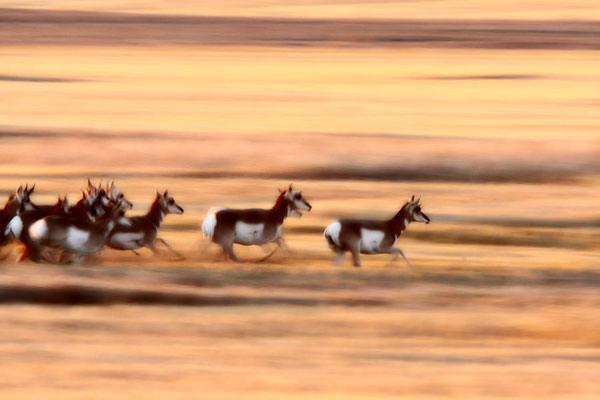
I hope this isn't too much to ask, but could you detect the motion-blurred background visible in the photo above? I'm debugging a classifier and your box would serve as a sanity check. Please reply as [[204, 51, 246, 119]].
[[0, 1, 599, 399]]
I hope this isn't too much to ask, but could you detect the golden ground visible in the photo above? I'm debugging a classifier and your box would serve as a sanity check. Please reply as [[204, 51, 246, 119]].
[[0, 3, 599, 398], [0, 176, 598, 399]]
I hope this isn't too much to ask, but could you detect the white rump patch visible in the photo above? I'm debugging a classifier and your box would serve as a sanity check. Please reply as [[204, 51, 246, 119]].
[[234, 222, 264, 245], [5, 216, 23, 239], [324, 221, 342, 247], [28, 219, 49, 241], [111, 232, 145, 249], [65, 227, 90, 250], [360, 228, 385, 253], [201, 207, 223, 239]]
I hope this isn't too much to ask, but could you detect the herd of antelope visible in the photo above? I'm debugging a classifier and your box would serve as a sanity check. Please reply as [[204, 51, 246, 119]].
[[0, 181, 430, 268]]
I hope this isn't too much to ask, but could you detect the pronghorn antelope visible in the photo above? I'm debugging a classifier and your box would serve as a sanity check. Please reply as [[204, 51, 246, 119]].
[[6, 195, 71, 262], [85, 180, 132, 212], [5, 180, 110, 245], [27, 200, 122, 264], [6, 181, 132, 263], [0, 185, 34, 246], [105, 181, 133, 212], [10, 187, 108, 263], [6, 195, 71, 241], [201, 185, 312, 261], [324, 195, 430, 268], [107, 190, 184, 259], [30, 195, 70, 214]]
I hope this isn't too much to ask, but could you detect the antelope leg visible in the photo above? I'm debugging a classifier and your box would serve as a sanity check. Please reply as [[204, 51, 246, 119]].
[[147, 242, 160, 256], [349, 242, 361, 267], [258, 238, 286, 262], [220, 247, 229, 261], [390, 247, 413, 270], [58, 251, 79, 265], [41, 247, 61, 264], [334, 250, 344, 264], [224, 244, 240, 262], [155, 237, 185, 260], [278, 237, 289, 252]]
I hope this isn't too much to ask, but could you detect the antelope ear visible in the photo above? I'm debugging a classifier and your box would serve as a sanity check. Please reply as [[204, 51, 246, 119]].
[[87, 178, 94, 188], [163, 190, 169, 198], [157, 191, 166, 206], [28, 184, 35, 194], [411, 195, 415, 202], [288, 184, 293, 192], [17, 185, 23, 195]]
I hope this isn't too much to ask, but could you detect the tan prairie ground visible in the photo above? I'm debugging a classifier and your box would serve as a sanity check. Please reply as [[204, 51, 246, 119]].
[[1, 2, 600, 398], [0, 175, 598, 400]]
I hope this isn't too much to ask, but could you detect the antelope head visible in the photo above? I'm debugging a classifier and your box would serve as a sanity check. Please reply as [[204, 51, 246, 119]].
[[107, 181, 133, 210], [56, 196, 70, 214], [406, 195, 430, 224], [17, 184, 36, 212], [158, 190, 184, 215], [282, 184, 312, 218]]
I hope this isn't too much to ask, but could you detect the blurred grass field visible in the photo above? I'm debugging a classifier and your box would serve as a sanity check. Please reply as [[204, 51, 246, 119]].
[[0, 172, 598, 399], [1, 2, 599, 399]]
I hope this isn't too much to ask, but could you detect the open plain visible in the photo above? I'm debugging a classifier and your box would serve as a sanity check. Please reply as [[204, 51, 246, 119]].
[[0, 1, 599, 398]]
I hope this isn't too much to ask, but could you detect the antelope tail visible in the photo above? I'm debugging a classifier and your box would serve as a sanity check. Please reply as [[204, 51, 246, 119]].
[[323, 221, 342, 249], [201, 207, 223, 239]]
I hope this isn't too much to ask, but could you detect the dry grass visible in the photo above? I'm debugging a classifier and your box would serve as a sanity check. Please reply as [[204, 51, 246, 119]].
[[1, 258, 599, 400], [0, 174, 598, 399], [1, 3, 599, 397]]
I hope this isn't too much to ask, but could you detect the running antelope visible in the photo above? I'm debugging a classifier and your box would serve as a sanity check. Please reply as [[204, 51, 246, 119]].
[[0, 185, 34, 246], [6, 195, 71, 262], [27, 200, 122, 264], [107, 190, 184, 259], [10, 185, 112, 263], [105, 181, 133, 211], [323, 196, 430, 268], [6, 195, 70, 241], [201, 185, 312, 261], [6, 181, 112, 246]]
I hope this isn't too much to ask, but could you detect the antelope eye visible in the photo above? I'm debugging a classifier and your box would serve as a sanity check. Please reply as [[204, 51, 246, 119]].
[[168, 199, 174, 204], [294, 193, 301, 199]]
